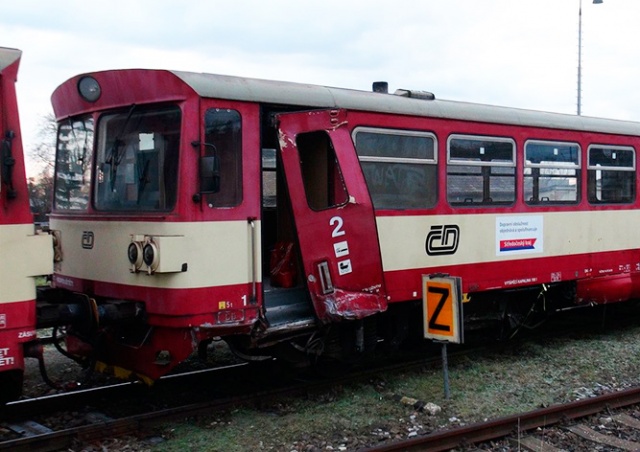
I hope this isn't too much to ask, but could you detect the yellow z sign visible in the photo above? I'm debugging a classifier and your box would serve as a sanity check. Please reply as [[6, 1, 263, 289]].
[[423, 275, 463, 344]]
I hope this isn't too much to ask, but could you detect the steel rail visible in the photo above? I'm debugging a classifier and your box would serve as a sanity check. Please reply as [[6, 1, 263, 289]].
[[362, 386, 640, 451], [4, 307, 637, 451], [0, 349, 459, 452], [1, 362, 248, 421]]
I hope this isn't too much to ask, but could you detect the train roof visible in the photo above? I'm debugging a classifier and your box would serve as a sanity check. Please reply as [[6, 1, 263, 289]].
[[172, 70, 640, 138], [0, 47, 21, 72]]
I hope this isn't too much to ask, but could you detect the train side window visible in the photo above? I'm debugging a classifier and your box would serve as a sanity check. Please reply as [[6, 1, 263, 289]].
[[203, 109, 243, 208], [353, 127, 437, 210], [524, 141, 580, 204], [297, 131, 348, 211], [54, 116, 94, 210], [588, 145, 635, 204], [447, 135, 515, 206]]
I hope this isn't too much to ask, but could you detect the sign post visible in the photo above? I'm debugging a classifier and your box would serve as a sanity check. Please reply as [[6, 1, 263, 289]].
[[423, 274, 463, 399]]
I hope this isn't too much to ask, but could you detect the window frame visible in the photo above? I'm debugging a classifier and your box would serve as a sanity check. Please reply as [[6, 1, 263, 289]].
[[353, 126, 438, 210], [587, 144, 636, 205], [202, 108, 243, 208], [53, 115, 95, 211], [93, 105, 181, 212], [296, 130, 349, 212], [523, 139, 581, 205], [446, 134, 516, 206]]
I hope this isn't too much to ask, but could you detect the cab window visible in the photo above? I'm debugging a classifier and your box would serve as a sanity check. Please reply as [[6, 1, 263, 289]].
[[203, 109, 242, 208], [54, 116, 94, 210], [94, 106, 180, 211]]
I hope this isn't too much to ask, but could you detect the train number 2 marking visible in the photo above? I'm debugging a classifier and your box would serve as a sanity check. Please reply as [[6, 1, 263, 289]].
[[330, 216, 345, 238], [427, 285, 451, 332], [329, 216, 352, 275]]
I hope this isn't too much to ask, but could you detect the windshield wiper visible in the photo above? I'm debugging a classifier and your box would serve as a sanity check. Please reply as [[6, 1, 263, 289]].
[[106, 105, 136, 191], [137, 155, 150, 203], [67, 118, 90, 184]]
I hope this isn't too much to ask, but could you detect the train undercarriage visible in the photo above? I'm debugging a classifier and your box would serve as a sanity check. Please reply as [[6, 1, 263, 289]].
[[15, 272, 632, 402]]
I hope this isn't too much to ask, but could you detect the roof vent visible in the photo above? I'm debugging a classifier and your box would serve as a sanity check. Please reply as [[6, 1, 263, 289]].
[[372, 81, 389, 93], [394, 89, 435, 100]]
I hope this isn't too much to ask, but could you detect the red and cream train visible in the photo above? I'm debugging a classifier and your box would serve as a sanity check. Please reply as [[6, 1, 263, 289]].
[[0, 48, 52, 402], [4, 45, 640, 401]]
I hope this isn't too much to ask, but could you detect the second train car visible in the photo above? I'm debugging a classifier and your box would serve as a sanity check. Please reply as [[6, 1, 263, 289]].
[[0, 47, 52, 402], [39, 69, 640, 383]]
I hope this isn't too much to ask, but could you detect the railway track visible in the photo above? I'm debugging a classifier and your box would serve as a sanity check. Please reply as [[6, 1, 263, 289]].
[[0, 350, 446, 451], [8, 373, 640, 451], [1, 383, 254, 452], [2, 363, 249, 421], [362, 385, 640, 451], [3, 304, 639, 451]]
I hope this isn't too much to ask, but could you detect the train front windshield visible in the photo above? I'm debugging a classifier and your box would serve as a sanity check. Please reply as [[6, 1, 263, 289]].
[[95, 106, 181, 211], [54, 105, 181, 212]]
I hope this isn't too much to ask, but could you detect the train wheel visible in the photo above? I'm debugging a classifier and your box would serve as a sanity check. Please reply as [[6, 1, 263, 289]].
[[225, 337, 273, 362], [313, 317, 378, 377], [0, 370, 23, 404], [497, 292, 550, 340], [271, 339, 312, 369]]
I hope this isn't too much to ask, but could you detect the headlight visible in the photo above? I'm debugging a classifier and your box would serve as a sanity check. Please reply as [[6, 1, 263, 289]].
[[127, 241, 143, 272], [143, 241, 159, 273], [77, 76, 101, 102]]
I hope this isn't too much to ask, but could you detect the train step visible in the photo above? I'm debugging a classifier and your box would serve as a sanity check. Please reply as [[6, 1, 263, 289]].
[[263, 285, 315, 328]]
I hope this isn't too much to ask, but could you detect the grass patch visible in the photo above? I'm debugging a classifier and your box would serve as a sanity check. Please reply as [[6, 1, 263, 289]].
[[150, 309, 640, 451]]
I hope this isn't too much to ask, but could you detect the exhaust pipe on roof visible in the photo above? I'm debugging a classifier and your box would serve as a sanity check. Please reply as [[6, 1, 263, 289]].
[[372, 81, 435, 100], [372, 81, 389, 93], [394, 89, 435, 100]]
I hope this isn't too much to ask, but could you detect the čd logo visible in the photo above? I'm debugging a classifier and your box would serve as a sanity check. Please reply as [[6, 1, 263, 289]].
[[426, 225, 459, 256], [82, 231, 94, 249]]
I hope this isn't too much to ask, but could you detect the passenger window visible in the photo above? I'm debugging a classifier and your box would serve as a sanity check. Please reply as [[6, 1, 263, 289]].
[[353, 128, 437, 210], [447, 135, 515, 206], [524, 141, 580, 204], [203, 109, 242, 208], [297, 131, 348, 211], [588, 146, 635, 204]]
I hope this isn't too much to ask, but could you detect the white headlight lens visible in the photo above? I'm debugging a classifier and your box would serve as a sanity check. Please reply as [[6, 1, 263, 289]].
[[78, 76, 101, 102]]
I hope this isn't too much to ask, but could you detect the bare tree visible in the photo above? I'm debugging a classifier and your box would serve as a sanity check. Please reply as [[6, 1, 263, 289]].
[[28, 113, 56, 223], [29, 112, 56, 170]]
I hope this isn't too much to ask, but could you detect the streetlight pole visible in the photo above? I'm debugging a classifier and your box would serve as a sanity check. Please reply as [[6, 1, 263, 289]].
[[577, 0, 603, 116]]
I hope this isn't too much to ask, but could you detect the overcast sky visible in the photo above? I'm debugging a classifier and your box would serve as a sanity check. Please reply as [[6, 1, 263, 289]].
[[2, 0, 639, 176]]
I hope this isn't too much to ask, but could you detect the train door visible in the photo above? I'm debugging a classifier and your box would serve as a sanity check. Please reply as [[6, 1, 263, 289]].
[[275, 109, 387, 322]]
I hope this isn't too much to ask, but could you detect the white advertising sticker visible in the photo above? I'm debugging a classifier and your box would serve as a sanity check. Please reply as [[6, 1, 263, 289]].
[[496, 215, 543, 256]]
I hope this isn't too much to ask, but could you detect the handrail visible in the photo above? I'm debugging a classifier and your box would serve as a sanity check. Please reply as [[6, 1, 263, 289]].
[[248, 217, 257, 304]]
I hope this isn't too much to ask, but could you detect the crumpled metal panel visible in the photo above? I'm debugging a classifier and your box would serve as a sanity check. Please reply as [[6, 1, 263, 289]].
[[319, 288, 386, 321]]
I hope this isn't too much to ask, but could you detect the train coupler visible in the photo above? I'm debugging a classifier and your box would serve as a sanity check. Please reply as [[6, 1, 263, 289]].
[[36, 287, 141, 331]]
